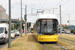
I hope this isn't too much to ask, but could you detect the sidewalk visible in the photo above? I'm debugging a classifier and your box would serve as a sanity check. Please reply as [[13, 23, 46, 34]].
[[1, 33, 44, 50]]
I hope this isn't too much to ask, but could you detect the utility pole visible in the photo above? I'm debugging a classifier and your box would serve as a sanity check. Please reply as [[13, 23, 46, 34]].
[[59, 5, 62, 35], [20, 0, 22, 37], [28, 23, 29, 33], [8, 0, 11, 48], [25, 5, 27, 35]]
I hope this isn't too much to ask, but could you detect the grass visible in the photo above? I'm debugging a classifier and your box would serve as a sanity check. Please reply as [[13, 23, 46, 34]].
[[11, 43, 22, 47], [45, 44, 64, 50], [59, 38, 75, 46], [2, 33, 75, 50], [1, 33, 44, 50], [45, 44, 55, 50], [58, 40, 75, 50], [58, 33, 75, 40], [58, 33, 75, 50]]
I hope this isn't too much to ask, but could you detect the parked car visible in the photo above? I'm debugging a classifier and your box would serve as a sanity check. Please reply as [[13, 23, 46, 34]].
[[0, 24, 9, 44], [58, 30, 60, 33], [65, 30, 71, 34], [73, 31, 75, 34], [13, 30, 20, 36], [62, 30, 65, 33], [22, 30, 24, 33], [11, 31, 16, 38], [58, 30, 65, 33]]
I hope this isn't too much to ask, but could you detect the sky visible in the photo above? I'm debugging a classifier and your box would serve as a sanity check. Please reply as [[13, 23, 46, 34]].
[[0, 0, 75, 27]]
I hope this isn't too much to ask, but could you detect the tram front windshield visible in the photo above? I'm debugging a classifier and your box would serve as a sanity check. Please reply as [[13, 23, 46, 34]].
[[31, 28, 33, 31], [41, 19, 57, 34]]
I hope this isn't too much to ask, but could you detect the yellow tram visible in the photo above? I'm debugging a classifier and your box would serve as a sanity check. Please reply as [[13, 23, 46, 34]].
[[33, 14, 58, 42], [31, 28, 33, 33]]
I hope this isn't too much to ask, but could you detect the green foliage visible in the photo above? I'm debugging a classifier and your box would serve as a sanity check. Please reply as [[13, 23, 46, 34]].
[[17, 20, 24, 23], [11, 25, 14, 30], [11, 43, 22, 47], [63, 26, 69, 29], [22, 20, 25, 22], [58, 28, 60, 30], [74, 26, 75, 29], [71, 29, 75, 33], [17, 21, 20, 23], [14, 24, 20, 29]]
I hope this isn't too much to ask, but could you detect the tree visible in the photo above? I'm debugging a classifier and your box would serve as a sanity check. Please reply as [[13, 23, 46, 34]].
[[22, 20, 25, 22], [11, 25, 14, 30], [63, 26, 69, 29]]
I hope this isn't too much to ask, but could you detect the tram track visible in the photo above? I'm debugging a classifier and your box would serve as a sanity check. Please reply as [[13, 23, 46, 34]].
[[56, 44, 67, 50], [33, 34, 67, 50], [33, 35, 67, 50], [59, 37, 75, 46], [59, 37, 75, 42], [41, 43, 49, 50], [40, 42, 67, 50]]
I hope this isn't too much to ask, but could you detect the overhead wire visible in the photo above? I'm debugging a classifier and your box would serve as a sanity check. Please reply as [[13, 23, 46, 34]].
[[37, 0, 62, 13], [49, 0, 69, 14], [38, 0, 43, 8], [36, 0, 69, 14], [45, 0, 63, 14], [61, 0, 69, 6], [52, 0, 63, 8], [40, 0, 47, 9]]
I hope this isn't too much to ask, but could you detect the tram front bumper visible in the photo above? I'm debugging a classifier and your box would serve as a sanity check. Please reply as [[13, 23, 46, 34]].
[[38, 35, 58, 42]]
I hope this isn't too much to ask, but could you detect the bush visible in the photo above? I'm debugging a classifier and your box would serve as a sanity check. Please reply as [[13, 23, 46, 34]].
[[63, 26, 69, 29], [71, 29, 74, 33], [11, 25, 14, 30]]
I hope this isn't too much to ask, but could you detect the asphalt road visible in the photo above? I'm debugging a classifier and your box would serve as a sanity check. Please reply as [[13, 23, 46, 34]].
[[0, 36, 19, 49]]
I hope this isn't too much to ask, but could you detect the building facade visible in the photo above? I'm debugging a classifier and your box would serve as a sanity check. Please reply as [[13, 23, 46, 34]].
[[0, 5, 8, 20], [0, 5, 9, 23]]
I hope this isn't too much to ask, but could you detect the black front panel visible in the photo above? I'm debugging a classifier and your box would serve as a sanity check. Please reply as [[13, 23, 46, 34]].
[[37, 19, 58, 35]]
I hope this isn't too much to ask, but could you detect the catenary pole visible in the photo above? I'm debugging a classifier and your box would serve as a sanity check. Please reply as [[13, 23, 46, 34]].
[[8, 0, 11, 48], [20, 0, 22, 37], [59, 5, 62, 35], [25, 5, 27, 35]]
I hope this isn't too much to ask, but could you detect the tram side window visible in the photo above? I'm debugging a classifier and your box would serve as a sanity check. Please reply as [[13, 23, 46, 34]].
[[53, 20, 57, 33], [38, 22, 40, 32]]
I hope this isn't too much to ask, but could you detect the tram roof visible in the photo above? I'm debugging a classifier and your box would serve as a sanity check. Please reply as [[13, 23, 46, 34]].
[[37, 14, 58, 20]]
